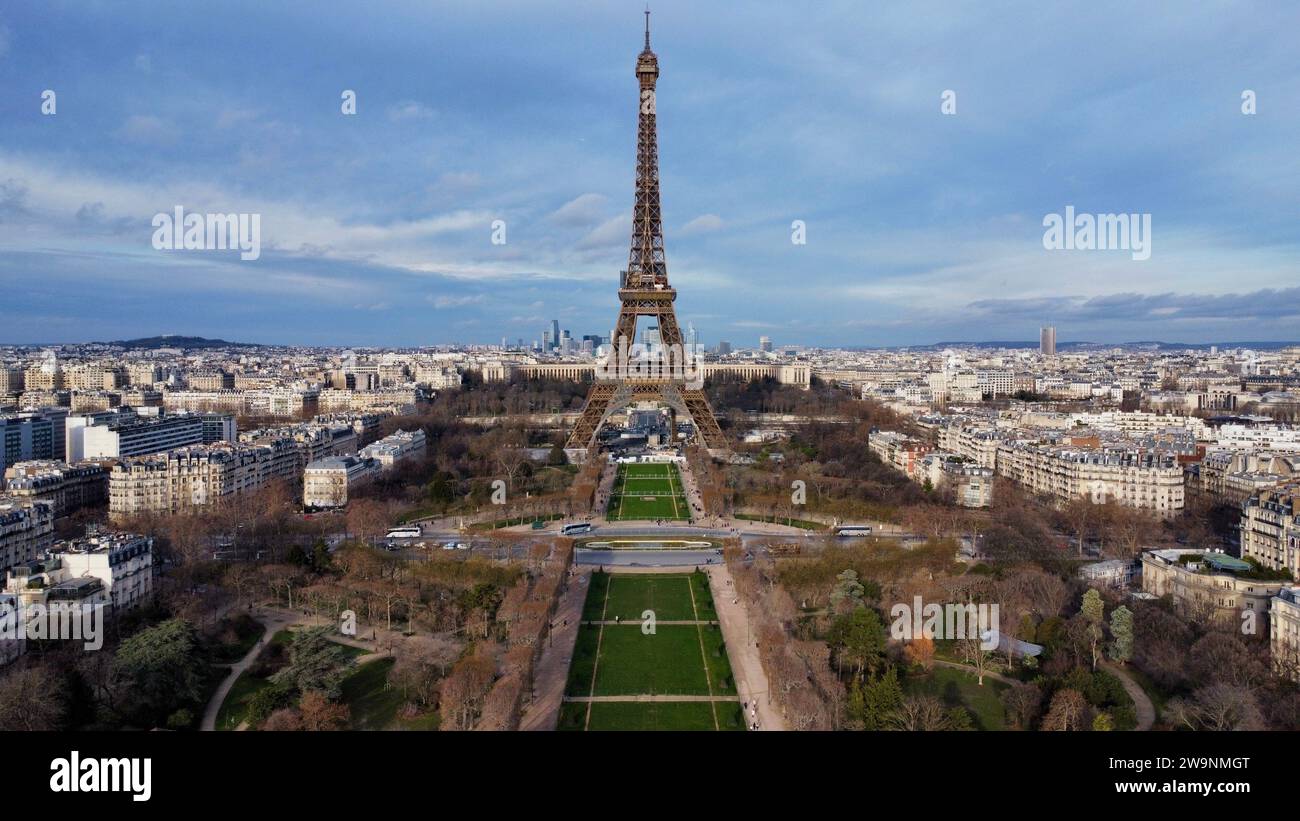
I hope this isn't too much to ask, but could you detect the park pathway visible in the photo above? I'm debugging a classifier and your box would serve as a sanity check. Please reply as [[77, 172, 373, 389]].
[[707, 564, 785, 730], [200, 607, 297, 732], [519, 568, 589, 731], [933, 658, 1155, 731], [1102, 661, 1156, 731]]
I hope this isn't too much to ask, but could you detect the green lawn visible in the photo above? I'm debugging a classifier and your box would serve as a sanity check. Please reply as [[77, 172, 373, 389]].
[[905, 665, 1009, 730], [601, 574, 697, 622], [606, 463, 690, 521], [588, 701, 741, 731], [339, 656, 440, 730], [562, 572, 742, 729], [589, 625, 711, 696], [581, 571, 611, 622]]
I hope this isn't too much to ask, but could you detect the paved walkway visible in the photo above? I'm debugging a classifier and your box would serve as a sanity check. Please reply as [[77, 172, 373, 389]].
[[519, 568, 589, 731], [706, 564, 785, 730], [1102, 661, 1156, 731], [200, 607, 298, 732]]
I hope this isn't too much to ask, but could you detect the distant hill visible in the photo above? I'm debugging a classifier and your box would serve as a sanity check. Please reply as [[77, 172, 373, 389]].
[[105, 335, 258, 350]]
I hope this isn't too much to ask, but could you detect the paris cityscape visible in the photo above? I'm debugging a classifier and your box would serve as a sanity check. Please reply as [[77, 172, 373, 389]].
[[1, 0, 1298, 802]]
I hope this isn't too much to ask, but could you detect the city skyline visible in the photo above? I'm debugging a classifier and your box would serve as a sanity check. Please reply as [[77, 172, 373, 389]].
[[3, 1, 1300, 347]]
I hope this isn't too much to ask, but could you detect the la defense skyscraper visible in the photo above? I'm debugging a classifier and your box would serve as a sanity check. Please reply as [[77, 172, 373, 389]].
[[566, 12, 726, 453]]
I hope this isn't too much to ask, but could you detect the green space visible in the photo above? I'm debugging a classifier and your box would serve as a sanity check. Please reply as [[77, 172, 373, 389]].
[[562, 571, 741, 730], [606, 462, 690, 521], [215, 630, 376, 731], [904, 665, 1009, 730], [600, 573, 697, 622], [576, 700, 745, 731], [734, 512, 825, 531], [586, 625, 711, 696]]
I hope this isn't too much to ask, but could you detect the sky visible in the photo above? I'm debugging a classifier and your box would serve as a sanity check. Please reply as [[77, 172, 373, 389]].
[[1, 0, 1299, 348]]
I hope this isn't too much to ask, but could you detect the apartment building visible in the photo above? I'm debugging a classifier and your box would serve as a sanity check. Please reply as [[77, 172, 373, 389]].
[[108, 439, 299, 518], [358, 428, 426, 469], [0, 499, 54, 575], [0, 407, 69, 471], [1141, 548, 1287, 628], [52, 531, 154, 613], [302, 455, 379, 509], [997, 444, 1184, 516], [240, 420, 357, 472], [1271, 587, 1300, 682], [1241, 485, 1300, 579], [2, 460, 109, 517]]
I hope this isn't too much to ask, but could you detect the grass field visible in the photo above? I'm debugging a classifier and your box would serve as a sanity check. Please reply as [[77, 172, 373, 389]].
[[904, 665, 1009, 730], [559, 700, 745, 731], [562, 571, 739, 730], [606, 462, 690, 521]]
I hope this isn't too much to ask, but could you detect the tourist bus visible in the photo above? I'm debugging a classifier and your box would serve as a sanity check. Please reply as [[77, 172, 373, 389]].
[[561, 522, 593, 536], [385, 526, 422, 539], [833, 525, 873, 538]]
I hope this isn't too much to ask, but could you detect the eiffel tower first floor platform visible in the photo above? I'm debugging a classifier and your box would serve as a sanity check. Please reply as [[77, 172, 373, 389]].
[[564, 379, 728, 456]]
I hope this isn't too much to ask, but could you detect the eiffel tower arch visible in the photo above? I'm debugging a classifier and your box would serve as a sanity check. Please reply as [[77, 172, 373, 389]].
[[566, 12, 727, 455]]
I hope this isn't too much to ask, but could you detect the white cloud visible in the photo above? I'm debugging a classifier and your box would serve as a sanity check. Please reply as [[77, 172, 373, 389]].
[[388, 101, 434, 122], [549, 193, 608, 227], [680, 213, 724, 235]]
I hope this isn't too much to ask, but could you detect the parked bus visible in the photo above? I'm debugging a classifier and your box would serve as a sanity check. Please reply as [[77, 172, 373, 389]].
[[561, 522, 593, 536], [385, 526, 421, 539], [833, 525, 873, 537]]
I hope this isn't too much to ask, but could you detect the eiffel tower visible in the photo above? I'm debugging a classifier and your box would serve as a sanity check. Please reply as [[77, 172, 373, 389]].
[[565, 11, 727, 454]]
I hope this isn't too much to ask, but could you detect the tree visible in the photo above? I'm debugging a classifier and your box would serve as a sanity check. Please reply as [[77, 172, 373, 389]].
[[904, 635, 935, 671], [389, 635, 460, 709], [888, 695, 966, 731], [299, 690, 350, 730], [959, 633, 994, 686], [270, 628, 356, 699], [1166, 683, 1265, 731], [0, 666, 66, 730], [262, 708, 305, 731], [1108, 605, 1133, 664], [827, 607, 885, 680], [1002, 682, 1042, 730], [112, 618, 207, 727], [1041, 688, 1088, 731], [852, 667, 903, 730], [1092, 712, 1114, 731], [829, 569, 866, 612], [1080, 589, 1105, 671]]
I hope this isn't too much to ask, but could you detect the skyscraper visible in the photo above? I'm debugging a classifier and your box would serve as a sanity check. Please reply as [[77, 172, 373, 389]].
[[1040, 326, 1057, 356], [759, 336, 772, 353], [551, 319, 561, 350]]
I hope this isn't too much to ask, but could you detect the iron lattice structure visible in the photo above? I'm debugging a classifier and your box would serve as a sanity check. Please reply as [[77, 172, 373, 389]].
[[566, 14, 726, 453]]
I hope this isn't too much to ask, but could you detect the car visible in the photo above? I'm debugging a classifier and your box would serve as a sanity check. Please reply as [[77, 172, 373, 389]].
[[442, 542, 457, 550], [455, 542, 470, 550]]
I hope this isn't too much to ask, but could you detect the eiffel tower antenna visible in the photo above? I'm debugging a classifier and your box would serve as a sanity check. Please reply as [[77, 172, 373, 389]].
[[565, 13, 727, 455]]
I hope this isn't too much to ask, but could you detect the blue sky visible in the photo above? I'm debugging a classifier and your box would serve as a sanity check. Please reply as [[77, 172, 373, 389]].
[[1, 0, 1298, 347]]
